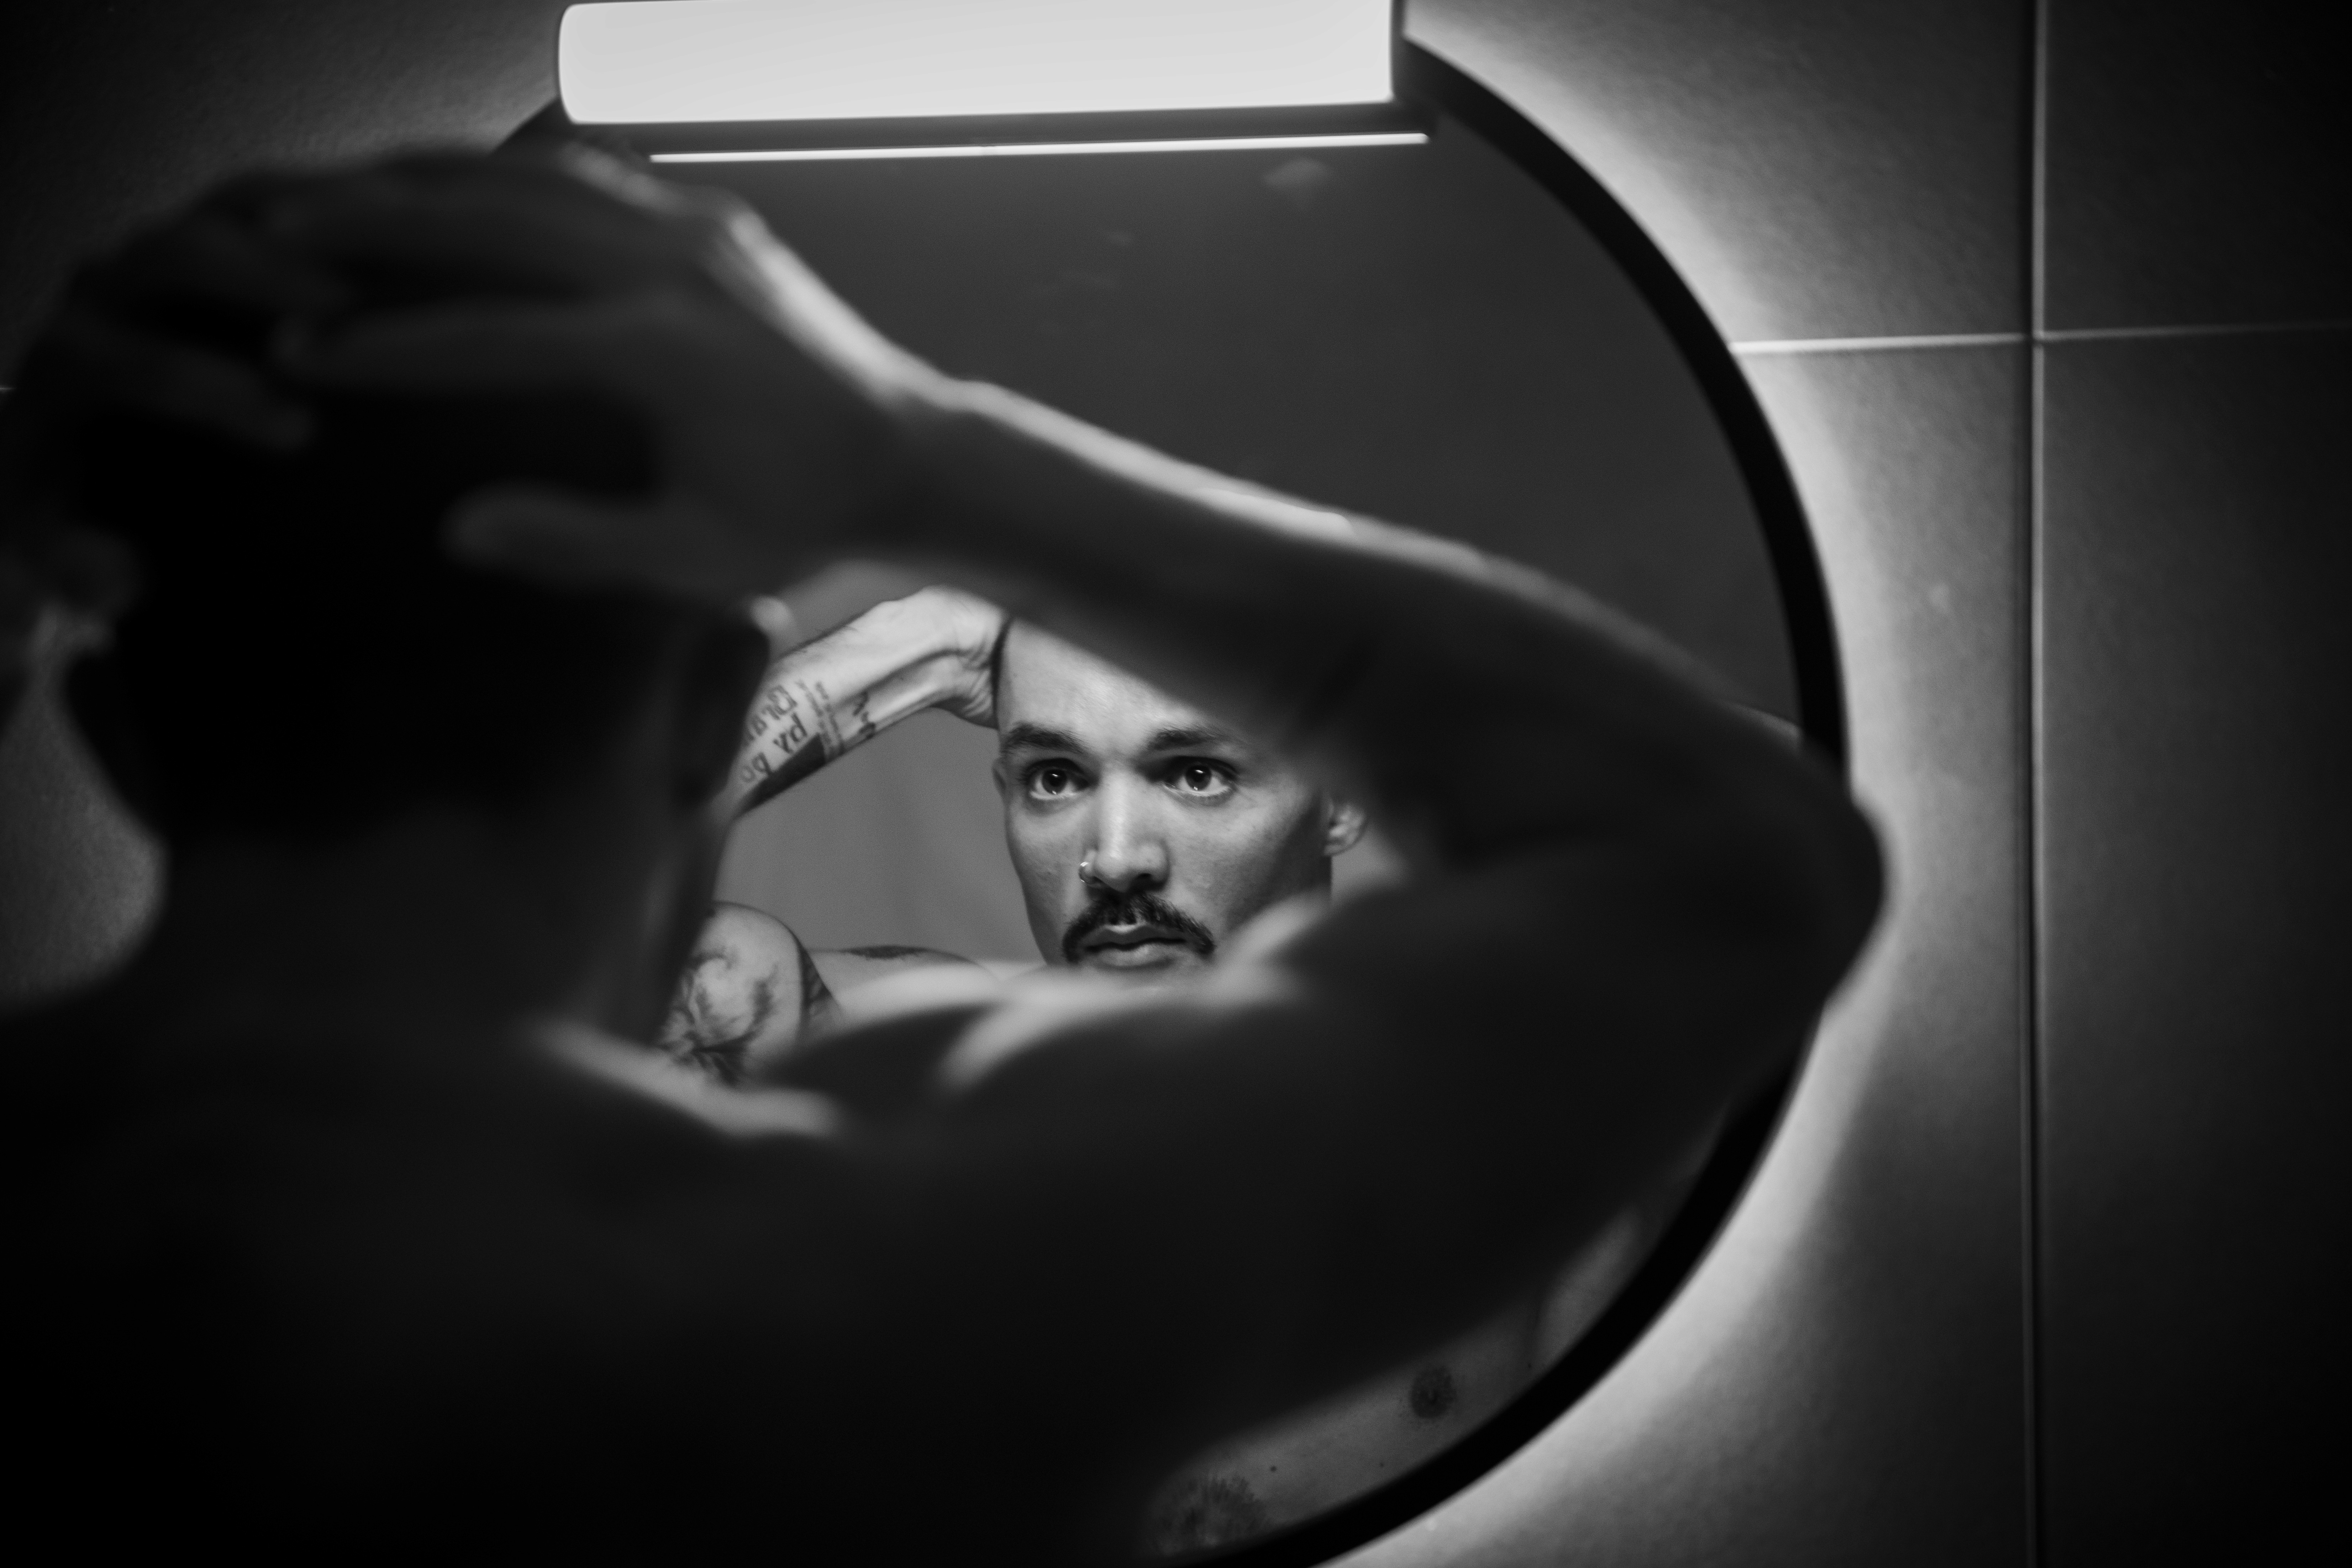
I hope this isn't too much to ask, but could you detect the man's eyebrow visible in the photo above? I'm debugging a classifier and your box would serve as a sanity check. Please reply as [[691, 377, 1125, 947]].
[[999, 723, 1085, 755], [1142, 724, 1244, 753]]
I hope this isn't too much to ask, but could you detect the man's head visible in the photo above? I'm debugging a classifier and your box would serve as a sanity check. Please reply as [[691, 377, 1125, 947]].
[[26, 188, 769, 1028], [991, 624, 1364, 983]]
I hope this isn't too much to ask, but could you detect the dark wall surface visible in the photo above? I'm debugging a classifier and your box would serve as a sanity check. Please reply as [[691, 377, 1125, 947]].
[[2036, 3, 2349, 1556], [0, 1, 574, 367]]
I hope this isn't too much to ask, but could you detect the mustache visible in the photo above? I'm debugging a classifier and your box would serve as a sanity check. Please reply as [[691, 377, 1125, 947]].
[[1060, 890, 1218, 965]]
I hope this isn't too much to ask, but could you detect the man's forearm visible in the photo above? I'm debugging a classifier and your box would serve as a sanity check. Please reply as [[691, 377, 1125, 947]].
[[725, 591, 996, 818], [882, 378, 1869, 900]]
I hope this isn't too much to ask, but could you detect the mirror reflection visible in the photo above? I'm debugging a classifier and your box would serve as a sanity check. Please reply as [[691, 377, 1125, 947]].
[[0, 101, 1874, 1567]]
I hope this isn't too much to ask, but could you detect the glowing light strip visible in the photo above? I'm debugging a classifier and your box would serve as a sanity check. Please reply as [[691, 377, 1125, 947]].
[[562, 0, 1394, 126], [651, 132, 1427, 163]]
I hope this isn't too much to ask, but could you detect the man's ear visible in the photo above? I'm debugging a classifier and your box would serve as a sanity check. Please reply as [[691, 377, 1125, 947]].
[[1322, 795, 1368, 858], [670, 615, 772, 807]]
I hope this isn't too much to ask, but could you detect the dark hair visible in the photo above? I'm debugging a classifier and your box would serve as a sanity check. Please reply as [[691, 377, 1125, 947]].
[[52, 275, 701, 844]]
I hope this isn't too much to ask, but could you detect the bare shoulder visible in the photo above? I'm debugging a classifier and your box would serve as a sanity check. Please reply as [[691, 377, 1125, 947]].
[[661, 902, 816, 1080], [812, 943, 988, 995]]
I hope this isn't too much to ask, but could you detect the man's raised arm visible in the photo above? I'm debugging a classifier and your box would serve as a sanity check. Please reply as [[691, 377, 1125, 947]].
[[723, 585, 1003, 818]]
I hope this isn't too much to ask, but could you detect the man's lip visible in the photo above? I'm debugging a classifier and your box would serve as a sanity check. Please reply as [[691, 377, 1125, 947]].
[[1080, 939, 1194, 970], [1080, 925, 1186, 951]]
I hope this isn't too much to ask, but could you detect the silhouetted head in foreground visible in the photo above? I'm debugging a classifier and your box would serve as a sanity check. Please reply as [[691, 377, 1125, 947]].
[[42, 243, 769, 1035]]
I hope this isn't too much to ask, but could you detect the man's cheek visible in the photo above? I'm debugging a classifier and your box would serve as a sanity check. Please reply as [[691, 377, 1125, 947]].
[[1185, 824, 1291, 933], [1167, 844, 1242, 938]]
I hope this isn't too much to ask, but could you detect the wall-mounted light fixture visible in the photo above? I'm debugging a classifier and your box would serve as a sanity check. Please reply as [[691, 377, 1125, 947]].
[[557, 0, 1424, 162]]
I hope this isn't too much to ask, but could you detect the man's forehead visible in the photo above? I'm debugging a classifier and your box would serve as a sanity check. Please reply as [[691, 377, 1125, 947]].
[[998, 626, 1234, 754]]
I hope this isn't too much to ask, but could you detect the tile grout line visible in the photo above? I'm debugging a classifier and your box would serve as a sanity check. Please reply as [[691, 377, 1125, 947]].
[[2042, 317, 2352, 342], [1730, 317, 2352, 359], [1731, 332, 2023, 356], [2024, 0, 2050, 1559]]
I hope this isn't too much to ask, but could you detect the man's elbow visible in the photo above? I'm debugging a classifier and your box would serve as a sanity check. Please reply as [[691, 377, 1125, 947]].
[[1722, 789, 1887, 1010]]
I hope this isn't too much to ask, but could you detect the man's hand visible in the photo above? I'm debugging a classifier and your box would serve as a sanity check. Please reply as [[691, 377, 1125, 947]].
[[264, 148, 944, 603], [0, 177, 345, 709], [2, 174, 343, 466], [889, 585, 1008, 728]]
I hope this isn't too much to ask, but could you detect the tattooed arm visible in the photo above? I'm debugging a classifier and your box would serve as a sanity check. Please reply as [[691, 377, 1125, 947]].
[[658, 900, 992, 1082], [723, 585, 1005, 818], [656, 589, 1004, 1080]]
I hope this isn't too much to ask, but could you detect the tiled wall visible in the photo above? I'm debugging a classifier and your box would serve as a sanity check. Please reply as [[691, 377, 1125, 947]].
[[2035, 4, 2347, 1559], [1383, 2, 2342, 1563]]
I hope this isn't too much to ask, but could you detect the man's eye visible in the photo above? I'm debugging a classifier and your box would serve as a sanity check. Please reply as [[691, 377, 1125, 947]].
[[1026, 764, 1085, 799], [1167, 762, 1235, 799]]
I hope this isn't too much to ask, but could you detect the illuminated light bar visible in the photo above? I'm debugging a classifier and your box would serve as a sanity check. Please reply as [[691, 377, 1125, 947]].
[[650, 132, 1427, 164], [556, 0, 1421, 159], [561, 0, 1394, 124]]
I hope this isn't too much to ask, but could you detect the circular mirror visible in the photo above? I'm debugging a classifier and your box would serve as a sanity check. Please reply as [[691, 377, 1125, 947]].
[[642, 49, 1835, 1564]]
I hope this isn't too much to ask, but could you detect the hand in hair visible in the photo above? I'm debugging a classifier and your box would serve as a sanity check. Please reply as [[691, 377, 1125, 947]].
[[0, 173, 346, 718], [265, 146, 937, 603], [2, 174, 346, 459]]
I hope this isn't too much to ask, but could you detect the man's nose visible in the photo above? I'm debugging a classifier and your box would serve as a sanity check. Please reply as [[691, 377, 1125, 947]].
[[1084, 778, 1169, 895]]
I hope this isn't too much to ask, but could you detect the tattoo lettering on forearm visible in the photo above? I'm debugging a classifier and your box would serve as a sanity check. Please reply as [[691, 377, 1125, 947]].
[[737, 736, 827, 815], [734, 672, 873, 813], [727, 605, 978, 814], [741, 672, 816, 756]]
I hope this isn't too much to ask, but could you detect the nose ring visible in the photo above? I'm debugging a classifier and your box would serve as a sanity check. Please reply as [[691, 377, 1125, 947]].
[[1079, 853, 1098, 886]]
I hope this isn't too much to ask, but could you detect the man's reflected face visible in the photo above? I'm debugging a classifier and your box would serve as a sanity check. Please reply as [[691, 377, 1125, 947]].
[[993, 627, 1352, 983]]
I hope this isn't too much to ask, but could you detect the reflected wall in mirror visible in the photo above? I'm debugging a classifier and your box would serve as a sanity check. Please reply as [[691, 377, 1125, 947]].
[[656, 101, 1802, 1559]]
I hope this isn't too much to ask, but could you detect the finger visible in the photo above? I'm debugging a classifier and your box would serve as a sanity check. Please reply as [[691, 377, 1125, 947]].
[[82, 208, 349, 320], [540, 140, 761, 230], [282, 295, 705, 407], [376, 141, 754, 232], [447, 487, 756, 604], [748, 595, 799, 652], [263, 168, 726, 300], [28, 309, 312, 448]]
